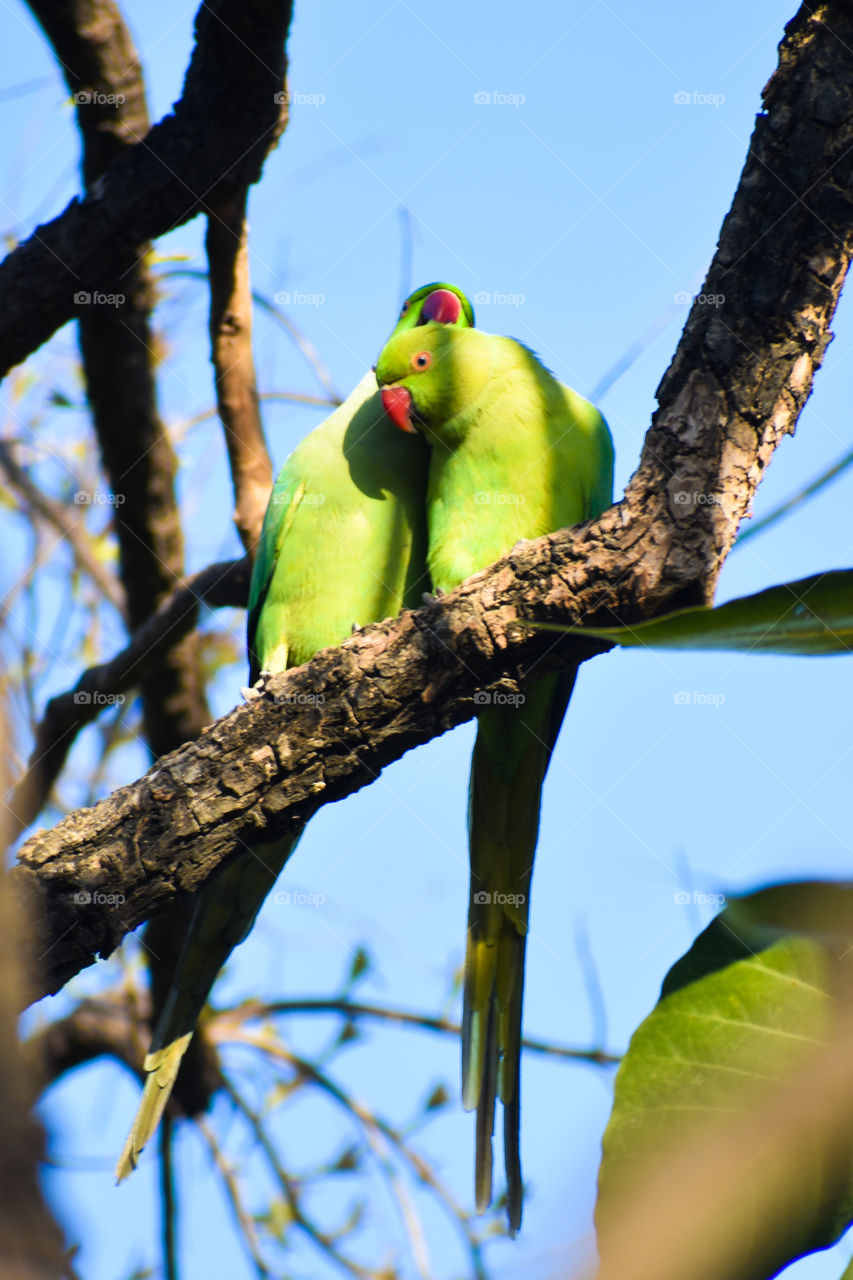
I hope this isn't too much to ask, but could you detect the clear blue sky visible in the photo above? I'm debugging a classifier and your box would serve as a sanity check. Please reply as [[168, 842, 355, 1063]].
[[3, 1, 853, 1277]]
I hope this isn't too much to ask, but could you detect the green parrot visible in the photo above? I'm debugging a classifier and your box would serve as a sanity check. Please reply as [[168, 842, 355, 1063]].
[[116, 284, 475, 1182], [375, 322, 613, 1233]]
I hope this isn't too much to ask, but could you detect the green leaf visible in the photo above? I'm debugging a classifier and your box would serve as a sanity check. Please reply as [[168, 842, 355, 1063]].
[[598, 888, 853, 1278], [347, 946, 370, 984], [546, 570, 853, 655], [662, 881, 853, 1000]]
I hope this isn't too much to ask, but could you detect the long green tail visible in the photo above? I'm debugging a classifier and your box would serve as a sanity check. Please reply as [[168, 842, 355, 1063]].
[[116, 831, 300, 1181], [462, 671, 575, 1234]]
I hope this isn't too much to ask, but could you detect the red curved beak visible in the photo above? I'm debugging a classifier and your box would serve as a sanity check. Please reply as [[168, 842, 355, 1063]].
[[380, 386, 417, 434], [420, 289, 461, 325]]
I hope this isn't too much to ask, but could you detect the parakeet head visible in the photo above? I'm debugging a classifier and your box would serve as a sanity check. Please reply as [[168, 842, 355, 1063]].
[[374, 324, 493, 440], [388, 282, 475, 339]]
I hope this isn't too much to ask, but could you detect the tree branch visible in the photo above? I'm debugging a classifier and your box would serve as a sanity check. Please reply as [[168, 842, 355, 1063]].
[[13, 2, 853, 1003], [0, 0, 292, 376], [8, 557, 250, 832], [206, 187, 274, 552], [0, 438, 126, 618]]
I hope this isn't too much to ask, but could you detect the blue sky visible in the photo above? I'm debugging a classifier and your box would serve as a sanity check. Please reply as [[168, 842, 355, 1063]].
[[3, 1, 853, 1277]]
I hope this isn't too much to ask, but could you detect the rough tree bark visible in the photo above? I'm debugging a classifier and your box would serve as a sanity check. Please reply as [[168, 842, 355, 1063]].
[[0, 0, 292, 375], [10, 4, 853, 1005]]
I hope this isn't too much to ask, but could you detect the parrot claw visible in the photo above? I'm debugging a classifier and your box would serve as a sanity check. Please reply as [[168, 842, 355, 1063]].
[[351, 622, 362, 633], [243, 671, 275, 701], [421, 589, 445, 604]]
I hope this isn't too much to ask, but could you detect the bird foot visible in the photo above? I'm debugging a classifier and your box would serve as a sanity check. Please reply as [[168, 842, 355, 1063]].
[[242, 671, 274, 701], [421, 588, 445, 605]]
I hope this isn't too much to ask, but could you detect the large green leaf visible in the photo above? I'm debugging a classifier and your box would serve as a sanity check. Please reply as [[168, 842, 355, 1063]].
[[597, 884, 853, 1279], [546, 570, 853, 655]]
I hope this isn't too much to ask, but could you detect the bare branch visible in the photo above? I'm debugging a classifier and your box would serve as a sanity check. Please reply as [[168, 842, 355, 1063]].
[[222, 998, 620, 1066], [206, 187, 274, 552], [0, 0, 293, 376], [196, 1119, 271, 1278], [0, 439, 126, 618], [8, 557, 250, 832]]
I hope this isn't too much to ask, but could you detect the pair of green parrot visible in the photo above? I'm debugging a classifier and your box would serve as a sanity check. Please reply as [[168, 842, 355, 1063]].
[[117, 282, 614, 1235]]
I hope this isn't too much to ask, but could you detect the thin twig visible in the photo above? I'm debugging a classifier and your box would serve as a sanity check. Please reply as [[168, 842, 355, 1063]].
[[196, 1119, 271, 1279], [220, 1030, 487, 1278], [159, 268, 343, 404], [8, 557, 249, 831], [220, 1075, 375, 1280], [0, 439, 126, 618], [220, 997, 620, 1066]]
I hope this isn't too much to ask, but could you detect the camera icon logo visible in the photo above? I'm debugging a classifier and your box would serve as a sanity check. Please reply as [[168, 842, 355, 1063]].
[[473, 691, 491, 706], [473, 891, 491, 905], [473, 91, 491, 105]]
